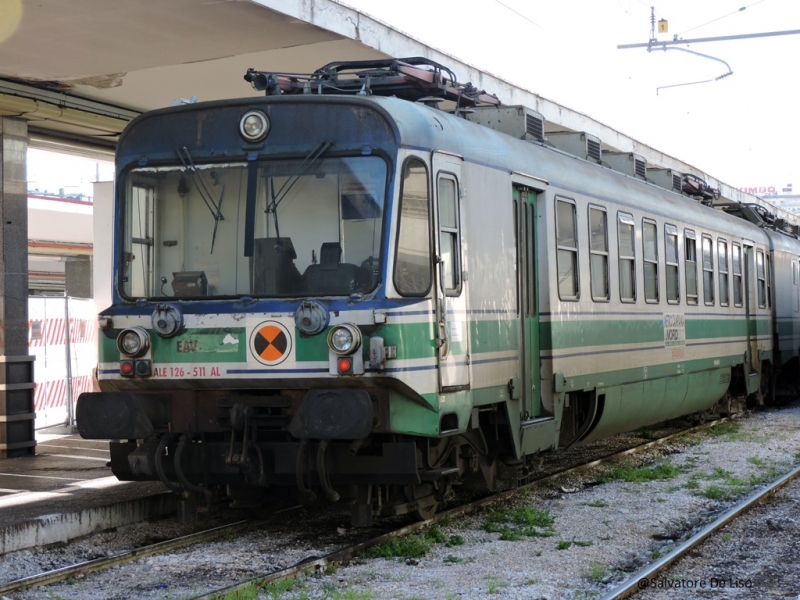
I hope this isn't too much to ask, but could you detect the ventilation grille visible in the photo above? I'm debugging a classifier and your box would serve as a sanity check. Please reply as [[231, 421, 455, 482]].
[[634, 158, 647, 179], [464, 106, 545, 143], [547, 131, 603, 164], [602, 151, 646, 179], [526, 113, 544, 141], [587, 138, 601, 163], [672, 173, 682, 191]]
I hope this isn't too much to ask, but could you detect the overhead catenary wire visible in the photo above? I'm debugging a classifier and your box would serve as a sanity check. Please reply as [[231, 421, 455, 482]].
[[492, 0, 543, 30], [678, 0, 769, 37]]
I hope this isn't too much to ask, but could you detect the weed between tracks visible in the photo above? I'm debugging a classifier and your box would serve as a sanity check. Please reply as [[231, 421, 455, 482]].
[[598, 461, 684, 483]]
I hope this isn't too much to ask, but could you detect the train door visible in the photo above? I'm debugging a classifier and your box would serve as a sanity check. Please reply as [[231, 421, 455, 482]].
[[432, 151, 470, 391], [743, 244, 761, 377], [514, 185, 541, 418]]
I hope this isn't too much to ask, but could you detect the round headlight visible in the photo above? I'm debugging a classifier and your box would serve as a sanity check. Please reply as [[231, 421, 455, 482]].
[[117, 327, 150, 358], [151, 304, 183, 338], [239, 110, 269, 142], [327, 324, 362, 356]]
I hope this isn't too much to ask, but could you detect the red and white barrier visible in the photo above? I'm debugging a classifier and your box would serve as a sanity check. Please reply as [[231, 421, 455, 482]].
[[28, 297, 98, 429]]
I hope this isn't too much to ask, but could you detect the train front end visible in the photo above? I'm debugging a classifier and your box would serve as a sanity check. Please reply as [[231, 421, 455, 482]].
[[76, 95, 446, 524]]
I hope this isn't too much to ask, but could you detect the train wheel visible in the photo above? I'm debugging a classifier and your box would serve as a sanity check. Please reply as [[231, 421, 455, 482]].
[[406, 483, 439, 522]]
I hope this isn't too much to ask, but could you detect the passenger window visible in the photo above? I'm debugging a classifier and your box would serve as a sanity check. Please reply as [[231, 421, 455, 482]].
[[643, 219, 658, 303], [756, 249, 766, 308], [702, 235, 714, 305], [438, 175, 461, 295], [732, 243, 743, 307], [588, 206, 609, 301], [795, 260, 800, 313], [766, 254, 771, 309], [665, 224, 679, 304], [718, 239, 729, 306], [685, 230, 698, 305], [394, 159, 431, 296], [618, 212, 636, 303], [556, 197, 579, 300]]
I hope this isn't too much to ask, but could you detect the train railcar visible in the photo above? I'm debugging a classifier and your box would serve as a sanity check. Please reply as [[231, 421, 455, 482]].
[[76, 58, 800, 525]]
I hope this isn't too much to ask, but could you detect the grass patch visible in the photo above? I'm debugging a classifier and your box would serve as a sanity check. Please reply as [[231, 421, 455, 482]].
[[706, 422, 740, 436], [487, 506, 555, 527], [686, 467, 752, 499], [486, 576, 508, 594], [599, 462, 683, 483], [484, 506, 556, 541], [586, 563, 608, 582], [256, 578, 300, 600], [364, 524, 453, 559], [557, 539, 593, 550], [446, 535, 464, 547]]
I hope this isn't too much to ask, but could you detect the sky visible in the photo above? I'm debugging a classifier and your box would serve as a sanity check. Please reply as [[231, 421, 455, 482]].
[[27, 149, 113, 199], [341, 0, 799, 192]]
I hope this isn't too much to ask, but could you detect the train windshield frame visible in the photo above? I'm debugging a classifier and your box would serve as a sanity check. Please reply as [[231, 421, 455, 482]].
[[119, 154, 388, 300]]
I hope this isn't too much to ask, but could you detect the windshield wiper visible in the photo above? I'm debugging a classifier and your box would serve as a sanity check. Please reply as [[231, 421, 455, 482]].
[[244, 141, 332, 258], [176, 147, 226, 253], [265, 141, 332, 240]]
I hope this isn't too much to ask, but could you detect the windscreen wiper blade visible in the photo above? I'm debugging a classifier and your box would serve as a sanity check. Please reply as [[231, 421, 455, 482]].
[[176, 147, 226, 254]]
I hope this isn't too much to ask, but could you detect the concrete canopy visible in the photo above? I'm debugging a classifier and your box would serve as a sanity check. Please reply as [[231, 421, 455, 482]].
[[0, 0, 770, 206]]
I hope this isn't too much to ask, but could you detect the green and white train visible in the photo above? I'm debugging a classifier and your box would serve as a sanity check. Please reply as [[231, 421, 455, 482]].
[[77, 58, 799, 525]]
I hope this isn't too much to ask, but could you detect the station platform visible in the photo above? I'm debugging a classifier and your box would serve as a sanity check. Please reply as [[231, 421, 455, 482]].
[[0, 428, 175, 555]]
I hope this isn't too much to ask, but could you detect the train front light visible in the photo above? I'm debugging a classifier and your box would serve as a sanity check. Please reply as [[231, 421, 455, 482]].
[[327, 324, 361, 355], [239, 110, 270, 142], [117, 327, 150, 358]]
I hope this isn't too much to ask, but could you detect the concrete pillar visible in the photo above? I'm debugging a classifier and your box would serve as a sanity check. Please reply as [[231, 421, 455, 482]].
[[0, 117, 35, 457]]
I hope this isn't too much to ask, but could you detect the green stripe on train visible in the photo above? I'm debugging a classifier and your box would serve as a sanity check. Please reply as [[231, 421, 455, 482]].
[[100, 328, 247, 363], [540, 317, 770, 351]]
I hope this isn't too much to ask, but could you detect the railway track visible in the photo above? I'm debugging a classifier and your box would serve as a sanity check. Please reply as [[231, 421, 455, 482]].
[[0, 416, 743, 599], [597, 464, 800, 600]]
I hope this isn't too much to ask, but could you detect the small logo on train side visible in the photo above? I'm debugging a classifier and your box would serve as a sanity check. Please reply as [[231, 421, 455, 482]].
[[250, 321, 292, 366]]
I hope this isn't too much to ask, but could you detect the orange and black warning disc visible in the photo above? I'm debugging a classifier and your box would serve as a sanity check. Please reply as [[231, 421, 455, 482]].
[[250, 321, 292, 365]]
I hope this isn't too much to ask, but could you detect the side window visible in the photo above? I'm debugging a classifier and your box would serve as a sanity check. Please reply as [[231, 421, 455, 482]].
[[618, 212, 636, 303], [438, 175, 461, 295], [718, 239, 729, 307], [795, 260, 800, 312], [756, 249, 766, 308], [588, 206, 609, 301], [702, 235, 714, 305], [665, 224, 680, 304], [732, 243, 743, 307], [643, 219, 658, 303], [555, 197, 579, 300], [685, 230, 698, 305], [765, 254, 771, 309], [393, 159, 431, 296]]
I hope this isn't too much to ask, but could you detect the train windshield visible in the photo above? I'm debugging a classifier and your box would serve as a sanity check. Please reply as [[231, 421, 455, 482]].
[[121, 155, 387, 299]]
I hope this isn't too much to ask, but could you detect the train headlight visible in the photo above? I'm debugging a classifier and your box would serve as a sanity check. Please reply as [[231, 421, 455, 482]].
[[117, 327, 150, 358], [239, 110, 270, 142], [327, 324, 361, 355]]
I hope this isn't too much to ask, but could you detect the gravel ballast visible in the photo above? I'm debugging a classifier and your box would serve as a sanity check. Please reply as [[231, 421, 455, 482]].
[[2, 404, 799, 600]]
